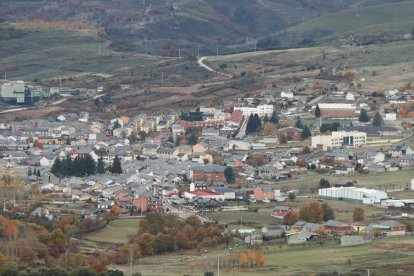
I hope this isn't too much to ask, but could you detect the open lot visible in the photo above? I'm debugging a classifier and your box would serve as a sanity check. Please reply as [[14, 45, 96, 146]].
[[115, 236, 414, 276], [84, 218, 140, 244]]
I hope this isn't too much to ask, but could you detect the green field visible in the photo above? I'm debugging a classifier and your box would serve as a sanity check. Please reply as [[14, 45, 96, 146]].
[[84, 218, 140, 244], [116, 236, 414, 275]]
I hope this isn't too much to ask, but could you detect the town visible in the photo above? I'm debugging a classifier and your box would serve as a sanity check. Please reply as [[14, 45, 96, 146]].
[[1, 75, 414, 274]]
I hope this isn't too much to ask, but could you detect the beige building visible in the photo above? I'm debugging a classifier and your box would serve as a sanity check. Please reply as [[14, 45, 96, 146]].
[[312, 131, 366, 149]]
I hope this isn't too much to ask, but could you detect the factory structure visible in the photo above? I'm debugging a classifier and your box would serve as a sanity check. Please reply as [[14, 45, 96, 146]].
[[318, 187, 388, 204], [0, 80, 49, 105], [311, 103, 357, 118], [311, 130, 367, 150]]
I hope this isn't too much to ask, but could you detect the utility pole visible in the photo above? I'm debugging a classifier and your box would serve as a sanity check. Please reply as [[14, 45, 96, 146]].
[[98, 45, 101, 55], [161, 72, 164, 84], [178, 49, 181, 60], [197, 45, 200, 57], [216, 44, 219, 56], [129, 244, 133, 276], [365, 269, 372, 276], [217, 256, 220, 276], [4, 71, 6, 80]]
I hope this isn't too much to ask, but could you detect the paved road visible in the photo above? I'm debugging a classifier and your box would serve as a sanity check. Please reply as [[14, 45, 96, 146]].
[[197, 57, 232, 77]]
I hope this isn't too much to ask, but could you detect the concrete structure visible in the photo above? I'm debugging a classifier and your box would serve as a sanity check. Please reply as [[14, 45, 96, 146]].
[[190, 165, 226, 184], [318, 187, 388, 204], [311, 131, 366, 149], [341, 236, 372, 246], [233, 105, 274, 117]]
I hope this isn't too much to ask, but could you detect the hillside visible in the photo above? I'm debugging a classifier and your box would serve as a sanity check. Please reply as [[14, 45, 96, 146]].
[[0, 0, 364, 55], [284, 0, 414, 45]]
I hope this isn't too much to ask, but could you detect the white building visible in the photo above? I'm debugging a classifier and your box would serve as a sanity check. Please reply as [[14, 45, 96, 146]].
[[383, 113, 397, 121], [233, 105, 273, 117], [311, 131, 366, 149], [1, 81, 26, 104], [318, 187, 388, 204]]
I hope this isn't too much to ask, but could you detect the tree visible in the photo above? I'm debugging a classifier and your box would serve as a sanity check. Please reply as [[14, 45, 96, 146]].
[[113, 120, 121, 129], [315, 104, 321, 118], [288, 192, 296, 201], [110, 155, 122, 174], [224, 166, 235, 183], [358, 108, 369, 122], [187, 132, 198, 145], [36, 169, 41, 177], [28, 168, 32, 176], [295, 118, 303, 129], [283, 211, 298, 226], [263, 114, 269, 124], [137, 131, 147, 141], [322, 203, 335, 221], [263, 123, 277, 136], [61, 155, 73, 177], [353, 207, 365, 222], [270, 111, 279, 124], [371, 111, 383, 127], [301, 125, 311, 140], [84, 155, 96, 176], [97, 156, 105, 174], [299, 202, 323, 223], [254, 114, 262, 131], [279, 134, 287, 144], [319, 178, 330, 188], [51, 158, 62, 178]]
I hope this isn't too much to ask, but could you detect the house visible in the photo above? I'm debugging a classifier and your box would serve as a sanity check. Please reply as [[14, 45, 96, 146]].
[[190, 165, 226, 184], [194, 197, 223, 212], [254, 186, 275, 201], [271, 206, 292, 219], [142, 143, 160, 156], [244, 233, 263, 245], [287, 232, 319, 244], [324, 220, 353, 233], [334, 163, 355, 175], [192, 143, 208, 153], [212, 187, 236, 200], [261, 225, 285, 240], [389, 144, 413, 157], [133, 191, 161, 213], [278, 127, 302, 141], [156, 146, 175, 159], [364, 220, 407, 236], [185, 189, 225, 201]]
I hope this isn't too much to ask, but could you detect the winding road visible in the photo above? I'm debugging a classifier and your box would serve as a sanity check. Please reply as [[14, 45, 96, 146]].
[[197, 57, 232, 77]]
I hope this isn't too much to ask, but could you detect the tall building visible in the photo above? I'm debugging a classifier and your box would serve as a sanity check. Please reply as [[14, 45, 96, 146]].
[[1, 81, 48, 105]]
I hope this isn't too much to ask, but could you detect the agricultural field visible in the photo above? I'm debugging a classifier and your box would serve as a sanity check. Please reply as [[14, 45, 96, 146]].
[[116, 236, 414, 275], [84, 218, 140, 244]]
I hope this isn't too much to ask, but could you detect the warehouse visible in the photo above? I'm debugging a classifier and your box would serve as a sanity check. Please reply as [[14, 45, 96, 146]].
[[311, 131, 366, 149], [318, 187, 388, 204], [312, 103, 357, 118]]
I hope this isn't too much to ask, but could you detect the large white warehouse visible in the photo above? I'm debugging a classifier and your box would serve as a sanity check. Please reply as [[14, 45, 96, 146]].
[[318, 187, 388, 204]]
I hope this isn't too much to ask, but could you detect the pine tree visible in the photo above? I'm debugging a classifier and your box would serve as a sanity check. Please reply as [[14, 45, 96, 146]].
[[246, 114, 255, 134], [61, 155, 73, 177], [270, 111, 279, 124], [263, 114, 269, 124], [28, 168, 32, 176], [301, 125, 311, 140], [110, 155, 122, 174], [97, 156, 105, 174], [372, 111, 383, 127], [72, 156, 82, 177], [187, 132, 198, 145], [254, 114, 261, 131], [51, 158, 62, 178], [315, 104, 321, 118], [295, 118, 304, 129], [358, 108, 370, 122], [84, 155, 96, 176], [36, 169, 41, 177], [224, 166, 235, 183]]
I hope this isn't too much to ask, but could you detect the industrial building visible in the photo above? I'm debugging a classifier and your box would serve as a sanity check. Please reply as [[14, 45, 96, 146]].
[[318, 187, 388, 204], [311, 131, 367, 149], [1, 81, 49, 105], [312, 103, 357, 118]]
